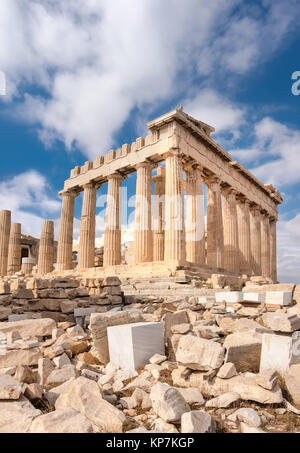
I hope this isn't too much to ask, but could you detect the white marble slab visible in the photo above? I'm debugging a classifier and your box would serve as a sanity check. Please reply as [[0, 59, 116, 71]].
[[107, 322, 164, 376], [243, 292, 266, 302], [260, 332, 300, 373], [215, 292, 243, 303], [265, 291, 293, 306]]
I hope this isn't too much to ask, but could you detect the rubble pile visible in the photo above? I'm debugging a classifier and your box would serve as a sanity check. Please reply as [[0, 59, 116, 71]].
[[0, 278, 300, 433], [0, 276, 123, 324]]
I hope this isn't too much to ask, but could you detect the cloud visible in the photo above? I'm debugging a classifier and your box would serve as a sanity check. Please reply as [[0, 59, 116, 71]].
[[0, 170, 61, 237], [277, 214, 300, 283], [184, 89, 245, 139], [0, 0, 299, 159], [230, 117, 300, 186]]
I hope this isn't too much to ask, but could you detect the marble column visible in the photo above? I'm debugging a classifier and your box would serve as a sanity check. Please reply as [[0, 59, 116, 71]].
[[56, 191, 76, 271], [236, 197, 251, 275], [134, 162, 153, 263], [250, 205, 262, 275], [205, 177, 224, 269], [37, 220, 54, 275], [270, 217, 277, 282], [222, 187, 239, 273], [103, 174, 122, 267], [261, 211, 271, 279], [7, 223, 21, 275], [0, 210, 11, 277], [78, 183, 97, 269], [164, 150, 186, 263], [185, 167, 205, 265], [152, 167, 165, 262]]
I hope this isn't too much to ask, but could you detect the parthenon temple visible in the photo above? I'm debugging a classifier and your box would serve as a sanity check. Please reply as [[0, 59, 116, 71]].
[[0, 108, 282, 282]]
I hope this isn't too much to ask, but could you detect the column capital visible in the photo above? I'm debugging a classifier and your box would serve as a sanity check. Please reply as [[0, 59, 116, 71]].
[[82, 182, 96, 190], [135, 161, 156, 171], [163, 149, 183, 160], [203, 174, 221, 189], [107, 173, 124, 182], [221, 185, 238, 197]]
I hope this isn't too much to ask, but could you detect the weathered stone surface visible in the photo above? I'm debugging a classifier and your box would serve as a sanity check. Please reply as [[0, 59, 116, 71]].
[[172, 368, 283, 404], [162, 311, 189, 342], [181, 410, 216, 433], [205, 392, 240, 408], [89, 311, 143, 364], [153, 418, 178, 433], [24, 383, 43, 401], [46, 365, 80, 389], [0, 395, 41, 433], [255, 369, 278, 391], [175, 335, 225, 371], [0, 373, 22, 400], [217, 362, 237, 379], [262, 312, 300, 333], [284, 365, 300, 409], [149, 353, 167, 365], [0, 318, 56, 338], [14, 365, 36, 384], [30, 408, 94, 433], [150, 382, 187, 423], [0, 348, 41, 369], [177, 388, 205, 405], [235, 408, 261, 427], [55, 376, 126, 432], [224, 332, 262, 373]]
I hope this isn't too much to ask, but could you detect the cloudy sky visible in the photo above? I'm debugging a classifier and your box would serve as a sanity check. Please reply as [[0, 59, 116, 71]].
[[0, 0, 300, 282]]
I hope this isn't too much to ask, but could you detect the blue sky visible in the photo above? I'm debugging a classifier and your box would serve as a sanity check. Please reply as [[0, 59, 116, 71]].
[[0, 0, 300, 282]]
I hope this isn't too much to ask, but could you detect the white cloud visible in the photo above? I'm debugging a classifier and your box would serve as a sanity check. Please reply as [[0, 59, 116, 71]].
[[0, 0, 299, 159], [277, 214, 300, 283], [0, 170, 61, 237], [184, 89, 245, 137], [231, 117, 300, 186]]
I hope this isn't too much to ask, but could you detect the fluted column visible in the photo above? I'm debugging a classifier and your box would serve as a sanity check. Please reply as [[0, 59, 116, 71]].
[[205, 177, 224, 269], [37, 220, 54, 275], [270, 217, 277, 282], [103, 174, 122, 267], [164, 151, 186, 263], [78, 183, 97, 269], [56, 191, 76, 271], [185, 167, 205, 265], [152, 167, 165, 261], [7, 223, 21, 275], [261, 211, 271, 278], [250, 205, 262, 275], [222, 187, 239, 273], [134, 163, 153, 263], [0, 210, 11, 277], [236, 197, 251, 275]]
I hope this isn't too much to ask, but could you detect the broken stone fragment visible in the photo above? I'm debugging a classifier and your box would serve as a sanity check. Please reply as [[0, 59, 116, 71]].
[[262, 311, 300, 333], [175, 334, 225, 371], [55, 376, 125, 433], [0, 396, 41, 433], [0, 373, 23, 400], [150, 382, 187, 423], [181, 410, 216, 433], [45, 365, 80, 389], [217, 362, 237, 379], [205, 392, 241, 409], [14, 365, 36, 384], [30, 408, 94, 433]]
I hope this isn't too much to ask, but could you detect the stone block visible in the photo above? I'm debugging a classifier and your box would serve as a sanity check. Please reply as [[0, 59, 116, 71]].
[[265, 291, 293, 306], [89, 310, 143, 364], [215, 292, 243, 303], [260, 332, 300, 374], [243, 292, 266, 302], [107, 322, 164, 375]]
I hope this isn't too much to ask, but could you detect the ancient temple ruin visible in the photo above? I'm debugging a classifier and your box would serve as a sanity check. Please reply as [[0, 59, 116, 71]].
[[0, 108, 282, 281], [55, 108, 282, 282]]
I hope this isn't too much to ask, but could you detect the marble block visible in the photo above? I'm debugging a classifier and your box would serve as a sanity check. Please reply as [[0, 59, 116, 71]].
[[107, 322, 164, 376], [265, 291, 293, 306], [260, 332, 300, 373], [215, 292, 243, 303], [243, 292, 266, 303]]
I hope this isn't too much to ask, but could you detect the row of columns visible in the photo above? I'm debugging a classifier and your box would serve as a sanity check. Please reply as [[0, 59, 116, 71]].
[[0, 210, 55, 277], [57, 150, 278, 280]]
